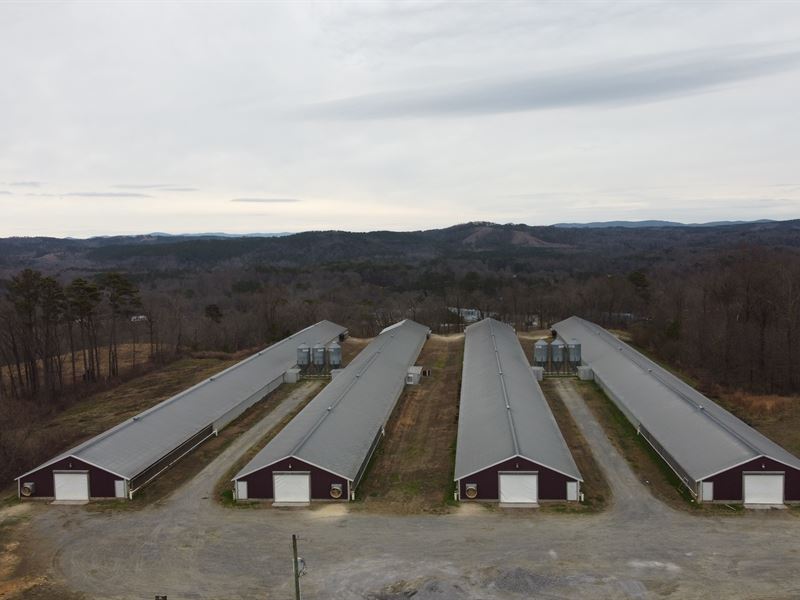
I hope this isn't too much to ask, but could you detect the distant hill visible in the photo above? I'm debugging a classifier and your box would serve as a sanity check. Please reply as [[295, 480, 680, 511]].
[[552, 219, 776, 229], [144, 231, 291, 238], [2, 219, 799, 282]]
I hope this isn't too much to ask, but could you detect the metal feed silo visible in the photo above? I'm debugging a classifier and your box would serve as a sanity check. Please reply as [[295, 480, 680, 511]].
[[533, 339, 549, 366], [312, 343, 326, 367], [327, 342, 342, 369], [567, 339, 582, 365], [297, 344, 311, 367], [551, 339, 565, 363]]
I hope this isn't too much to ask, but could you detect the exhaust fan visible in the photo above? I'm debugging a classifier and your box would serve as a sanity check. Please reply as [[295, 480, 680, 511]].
[[330, 483, 343, 499], [465, 483, 478, 499], [20, 482, 35, 497]]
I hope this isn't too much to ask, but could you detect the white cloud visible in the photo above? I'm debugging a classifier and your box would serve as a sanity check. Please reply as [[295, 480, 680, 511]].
[[0, 1, 799, 235]]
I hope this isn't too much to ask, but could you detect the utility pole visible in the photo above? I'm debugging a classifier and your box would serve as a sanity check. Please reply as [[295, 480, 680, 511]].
[[292, 534, 301, 600]]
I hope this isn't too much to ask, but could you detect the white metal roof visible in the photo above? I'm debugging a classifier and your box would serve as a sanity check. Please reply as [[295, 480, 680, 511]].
[[18, 320, 346, 481], [553, 316, 800, 481], [235, 319, 429, 483], [454, 318, 582, 482]]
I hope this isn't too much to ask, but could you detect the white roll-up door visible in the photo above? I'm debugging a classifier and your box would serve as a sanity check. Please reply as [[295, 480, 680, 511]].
[[743, 474, 784, 504], [499, 473, 538, 503], [274, 473, 310, 503], [54, 472, 89, 501]]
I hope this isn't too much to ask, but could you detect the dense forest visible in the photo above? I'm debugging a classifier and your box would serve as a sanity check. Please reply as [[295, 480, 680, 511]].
[[2, 220, 800, 485]]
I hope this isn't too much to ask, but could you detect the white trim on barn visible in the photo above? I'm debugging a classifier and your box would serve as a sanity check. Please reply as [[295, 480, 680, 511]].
[[457, 453, 582, 486]]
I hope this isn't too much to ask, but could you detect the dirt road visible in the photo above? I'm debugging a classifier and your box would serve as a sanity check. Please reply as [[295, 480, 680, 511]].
[[12, 379, 800, 599]]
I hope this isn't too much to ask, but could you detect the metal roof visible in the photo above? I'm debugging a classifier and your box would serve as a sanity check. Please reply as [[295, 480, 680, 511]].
[[454, 318, 582, 482], [235, 319, 429, 483], [553, 316, 800, 481], [18, 320, 347, 481]]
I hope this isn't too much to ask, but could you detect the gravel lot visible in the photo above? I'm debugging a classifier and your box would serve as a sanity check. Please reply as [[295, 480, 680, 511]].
[[16, 379, 800, 599]]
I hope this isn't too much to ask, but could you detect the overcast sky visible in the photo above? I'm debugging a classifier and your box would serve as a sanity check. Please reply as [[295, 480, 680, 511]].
[[2, 1, 800, 237]]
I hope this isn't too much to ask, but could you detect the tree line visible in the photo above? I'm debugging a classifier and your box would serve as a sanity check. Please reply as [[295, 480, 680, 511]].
[[0, 269, 161, 402]]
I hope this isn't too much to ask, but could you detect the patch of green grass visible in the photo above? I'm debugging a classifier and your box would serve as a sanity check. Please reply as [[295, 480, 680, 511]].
[[399, 480, 421, 496], [0, 493, 21, 508], [220, 488, 235, 506]]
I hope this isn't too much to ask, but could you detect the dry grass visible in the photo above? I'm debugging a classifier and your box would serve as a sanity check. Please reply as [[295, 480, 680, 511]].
[[341, 337, 371, 363], [716, 391, 800, 456], [354, 334, 463, 514], [540, 380, 610, 513]]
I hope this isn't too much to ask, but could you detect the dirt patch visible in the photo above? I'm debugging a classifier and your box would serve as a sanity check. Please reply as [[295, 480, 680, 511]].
[[355, 334, 463, 513], [540, 379, 610, 512], [0, 504, 83, 600]]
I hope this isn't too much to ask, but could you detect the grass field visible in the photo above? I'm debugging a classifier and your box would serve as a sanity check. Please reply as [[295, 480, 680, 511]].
[[355, 334, 463, 513], [715, 391, 800, 457]]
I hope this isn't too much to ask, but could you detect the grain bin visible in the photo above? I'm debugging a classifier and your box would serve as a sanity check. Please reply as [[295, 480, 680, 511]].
[[551, 339, 565, 363], [312, 343, 326, 367], [327, 342, 342, 368], [533, 339, 549, 366], [297, 344, 311, 367]]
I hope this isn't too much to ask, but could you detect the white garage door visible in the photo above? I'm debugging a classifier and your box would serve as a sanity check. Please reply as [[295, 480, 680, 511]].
[[274, 473, 310, 503], [743, 474, 784, 504], [499, 473, 538, 503], [54, 472, 89, 501]]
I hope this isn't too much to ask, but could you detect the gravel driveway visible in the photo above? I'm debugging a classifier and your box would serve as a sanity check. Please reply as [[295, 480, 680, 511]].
[[24, 379, 800, 599]]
